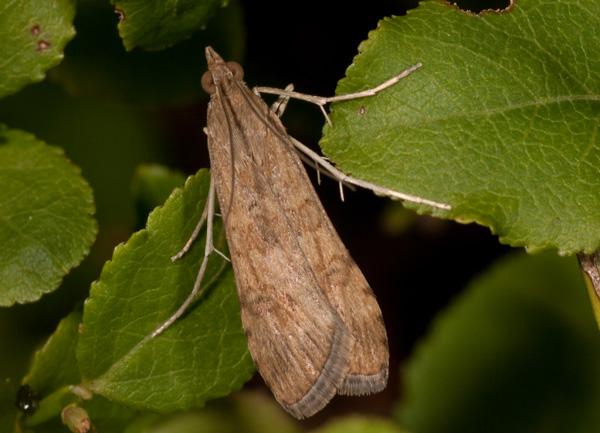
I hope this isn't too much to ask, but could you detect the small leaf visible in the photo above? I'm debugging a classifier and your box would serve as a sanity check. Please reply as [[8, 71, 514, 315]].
[[113, 0, 227, 51], [0, 127, 97, 306], [397, 251, 600, 433], [24, 308, 82, 396], [78, 170, 254, 412], [0, 0, 75, 98], [61, 405, 92, 433], [322, 0, 600, 254], [20, 308, 84, 428]]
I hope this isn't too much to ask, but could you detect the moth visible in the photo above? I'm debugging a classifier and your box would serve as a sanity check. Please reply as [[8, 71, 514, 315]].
[[157, 46, 450, 419]]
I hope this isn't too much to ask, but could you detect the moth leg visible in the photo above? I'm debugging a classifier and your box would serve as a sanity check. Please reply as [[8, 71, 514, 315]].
[[254, 63, 423, 126], [266, 84, 332, 188], [289, 136, 451, 210], [268, 84, 294, 118], [171, 201, 209, 261], [152, 174, 220, 338]]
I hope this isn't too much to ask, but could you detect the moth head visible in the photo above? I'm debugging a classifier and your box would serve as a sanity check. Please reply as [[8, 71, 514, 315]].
[[201, 61, 244, 95]]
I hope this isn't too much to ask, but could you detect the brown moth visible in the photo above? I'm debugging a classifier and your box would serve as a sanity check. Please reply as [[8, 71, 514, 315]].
[[200, 47, 391, 418], [154, 46, 449, 418]]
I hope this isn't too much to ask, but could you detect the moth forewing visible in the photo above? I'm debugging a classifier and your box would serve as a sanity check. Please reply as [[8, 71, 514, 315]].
[[204, 48, 356, 418], [202, 46, 390, 418], [255, 108, 390, 395]]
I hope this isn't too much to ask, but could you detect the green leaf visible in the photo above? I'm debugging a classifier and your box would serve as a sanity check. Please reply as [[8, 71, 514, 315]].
[[131, 164, 187, 228], [397, 251, 600, 433], [24, 308, 82, 397], [49, 0, 244, 105], [21, 308, 83, 428], [0, 0, 75, 98], [113, 0, 227, 51], [0, 126, 97, 306], [321, 0, 600, 254], [132, 164, 187, 207], [78, 170, 255, 412]]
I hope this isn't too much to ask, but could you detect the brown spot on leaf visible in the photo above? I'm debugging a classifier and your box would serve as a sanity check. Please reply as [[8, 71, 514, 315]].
[[30, 25, 40, 35], [358, 105, 366, 116], [37, 41, 51, 52]]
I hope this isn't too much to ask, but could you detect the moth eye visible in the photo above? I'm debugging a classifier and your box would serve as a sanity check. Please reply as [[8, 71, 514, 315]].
[[201, 70, 216, 94], [226, 61, 244, 80]]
